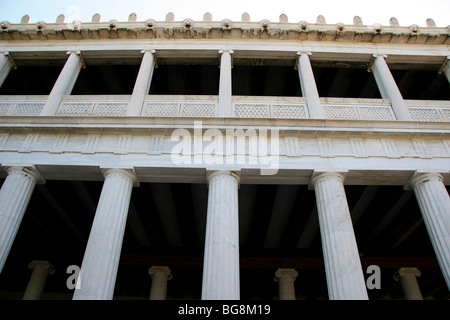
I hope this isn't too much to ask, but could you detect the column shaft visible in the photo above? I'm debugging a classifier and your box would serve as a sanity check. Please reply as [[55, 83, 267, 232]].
[[371, 55, 412, 121], [0, 167, 40, 273], [149, 266, 172, 300], [274, 268, 298, 300], [202, 171, 240, 300], [394, 268, 423, 300], [444, 57, 450, 84], [41, 51, 83, 116], [217, 50, 233, 117], [297, 52, 325, 119], [410, 172, 450, 289], [126, 50, 155, 116], [312, 172, 368, 300], [22, 261, 55, 300], [0, 53, 12, 88], [73, 169, 136, 300]]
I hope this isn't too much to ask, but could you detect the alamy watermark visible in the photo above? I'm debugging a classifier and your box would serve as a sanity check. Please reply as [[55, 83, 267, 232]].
[[170, 121, 280, 175], [66, 264, 381, 291]]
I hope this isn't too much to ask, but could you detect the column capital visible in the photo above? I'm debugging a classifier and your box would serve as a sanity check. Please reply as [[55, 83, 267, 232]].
[[206, 170, 240, 184], [149, 266, 173, 280], [1, 51, 17, 70], [141, 49, 156, 54], [274, 268, 298, 282], [394, 267, 421, 281], [66, 50, 86, 69], [218, 49, 234, 55], [28, 260, 55, 275], [373, 53, 388, 58], [309, 169, 348, 190], [4, 165, 45, 184], [404, 170, 446, 190], [101, 167, 139, 186], [296, 50, 312, 56]]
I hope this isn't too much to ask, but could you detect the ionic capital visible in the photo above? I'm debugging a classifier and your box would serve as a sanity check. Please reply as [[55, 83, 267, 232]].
[[394, 267, 421, 281], [148, 266, 173, 280], [296, 51, 312, 56], [274, 268, 298, 282], [66, 50, 86, 69], [28, 260, 55, 275], [218, 49, 234, 55]]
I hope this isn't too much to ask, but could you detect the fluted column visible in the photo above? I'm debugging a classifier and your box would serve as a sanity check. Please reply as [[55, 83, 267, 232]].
[[218, 50, 233, 117], [407, 172, 450, 289], [296, 51, 325, 119], [126, 50, 156, 116], [370, 54, 412, 121], [202, 170, 240, 300], [73, 168, 137, 300], [311, 171, 368, 300], [0, 52, 12, 88], [0, 166, 43, 273], [148, 266, 172, 300], [274, 268, 298, 300], [22, 260, 55, 300], [41, 51, 83, 116], [394, 267, 423, 300]]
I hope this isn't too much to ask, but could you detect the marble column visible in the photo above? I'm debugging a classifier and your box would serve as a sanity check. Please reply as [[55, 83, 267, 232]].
[[311, 171, 368, 300], [394, 267, 423, 300], [202, 170, 240, 300], [148, 266, 172, 300], [0, 52, 12, 88], [407, 172, 450, 289], [217, 50, 233, 117], [126, 50, 156, 116], [370, 54, 412, 121], [443, 57, 450, 84], [41, 51, 83, 116], [73, 168, 137, 300], [274, 268, 298, 300], [0, 166, 43, 274], [296, 51, 325, 119], [22, 260, 55, 300]]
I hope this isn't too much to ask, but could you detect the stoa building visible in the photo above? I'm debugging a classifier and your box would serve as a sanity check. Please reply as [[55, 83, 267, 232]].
[[0, 11, 449, 300]]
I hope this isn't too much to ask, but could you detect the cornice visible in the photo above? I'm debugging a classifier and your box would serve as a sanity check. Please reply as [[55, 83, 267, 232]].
[[1, 13, 449, 45]]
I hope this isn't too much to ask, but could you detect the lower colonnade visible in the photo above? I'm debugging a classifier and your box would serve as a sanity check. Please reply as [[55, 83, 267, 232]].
[[0, 164, 449, 300]]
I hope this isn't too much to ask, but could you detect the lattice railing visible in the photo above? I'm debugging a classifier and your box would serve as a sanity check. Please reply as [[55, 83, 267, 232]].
[[142, 101, 217, 117], [233, 103, 309, 119], [323, 104, 396, 120], [0, 101, 45, 116], [57, 101, 128, 116], [407, 106, 450, 122]]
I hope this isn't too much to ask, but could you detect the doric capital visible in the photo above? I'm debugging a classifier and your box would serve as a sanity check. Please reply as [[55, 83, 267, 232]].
[[206, 170, 240, 184], [102, 167, 138, 186], [274, 268, 298, 282], [394, 267, 421, 281], [5, 165, 45, 184], [28, 260, 55, 275], [148, 266, 173, 280], [309, 169, 348, 190], [404, 170, 445, 190]]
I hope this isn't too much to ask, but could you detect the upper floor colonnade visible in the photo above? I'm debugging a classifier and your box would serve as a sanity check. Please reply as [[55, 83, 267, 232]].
[[0, 48, 449, 121]]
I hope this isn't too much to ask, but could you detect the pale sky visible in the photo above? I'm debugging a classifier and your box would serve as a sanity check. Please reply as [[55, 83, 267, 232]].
[[0, 0, 449, 27]]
